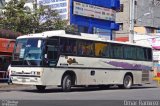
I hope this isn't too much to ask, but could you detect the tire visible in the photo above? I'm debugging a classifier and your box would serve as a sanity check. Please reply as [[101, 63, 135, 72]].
[[62, 75, 72, 92], [119, 75, 133, 89], [36, 85, 46, 92]]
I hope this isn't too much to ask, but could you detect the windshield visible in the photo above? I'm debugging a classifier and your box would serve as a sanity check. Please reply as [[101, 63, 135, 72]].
[[12, 38, 46, 66]]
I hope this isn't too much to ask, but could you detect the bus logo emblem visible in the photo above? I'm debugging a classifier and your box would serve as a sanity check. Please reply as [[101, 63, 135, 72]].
[[67, 58, 78, 65]]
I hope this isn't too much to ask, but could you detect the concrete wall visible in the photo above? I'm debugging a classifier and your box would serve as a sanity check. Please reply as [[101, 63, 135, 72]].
[[115, 0, 160, 39], [116, 0, 130, 38], [134, 27, 146, 34], [135, 0, 160, 28]]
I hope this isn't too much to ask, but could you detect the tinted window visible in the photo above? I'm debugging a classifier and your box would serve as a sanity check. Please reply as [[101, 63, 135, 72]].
[[60, 38, 77, 55], [95, 42, 109, 57], [144, 48, 152, 61], [110, 44, 123, 59], [124, 46, 136, 60], [136, 47, 145, 60], [77, 40, 94, 56]]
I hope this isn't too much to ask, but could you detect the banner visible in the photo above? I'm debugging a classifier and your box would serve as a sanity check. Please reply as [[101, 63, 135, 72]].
[[37, 0, 69, 22], [73, 1, 116, 21], [147, 37, 160, 50]]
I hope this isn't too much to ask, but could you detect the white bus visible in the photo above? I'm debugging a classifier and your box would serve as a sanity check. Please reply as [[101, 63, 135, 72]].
[[10, 30, 153, 92]]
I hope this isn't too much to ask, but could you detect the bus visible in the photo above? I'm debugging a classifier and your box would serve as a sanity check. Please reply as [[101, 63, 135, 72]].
[[9, 30, 153, 92]]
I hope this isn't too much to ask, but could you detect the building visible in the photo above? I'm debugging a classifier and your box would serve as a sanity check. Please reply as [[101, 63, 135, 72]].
[[7, 0, 120, 40], [116, 0, 160, 42], [31, 0, 120, 40], [116, 0, 160, 73], [70, 0, 120, 40], [0, 0, 5, 14], [0, 0, 5, 8]]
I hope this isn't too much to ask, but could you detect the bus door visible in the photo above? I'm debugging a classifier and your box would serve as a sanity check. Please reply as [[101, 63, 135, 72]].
[[45, 38, 59, 67]]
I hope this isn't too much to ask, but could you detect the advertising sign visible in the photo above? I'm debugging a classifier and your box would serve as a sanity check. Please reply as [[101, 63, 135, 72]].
[[73, 1, 116, 21], [134, 34, 160, 61], [37, 0, 69, 21], [148, 37, 160, 50], [134, 34, 160, 49]]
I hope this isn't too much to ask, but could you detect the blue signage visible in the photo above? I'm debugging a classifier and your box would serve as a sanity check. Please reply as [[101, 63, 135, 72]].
[[70, 0, 120, 39]]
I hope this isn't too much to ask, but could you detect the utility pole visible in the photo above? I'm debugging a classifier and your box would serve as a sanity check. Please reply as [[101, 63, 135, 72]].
[[33, 0, 37, 33], [129, 0, 135, 43]]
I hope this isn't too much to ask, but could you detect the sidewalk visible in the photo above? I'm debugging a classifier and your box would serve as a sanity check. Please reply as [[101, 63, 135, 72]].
[[0, 83, 30, 90], [0, 83, 18, 88], [0, 83, 10, 89]]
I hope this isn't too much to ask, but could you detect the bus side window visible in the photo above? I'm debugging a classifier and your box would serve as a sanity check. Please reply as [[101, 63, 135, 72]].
[[60, 38, 77, 55], [95, 42, 109, 57], [136, 47, 145, 61], [66, 45, 72, 53], [147, 48, 152, 61], [79, 43, 87, 55], [77, 42, 83, 55], [110, 44, 123, 59], [60, 44, 64, 53], [77, 40, 94, 56], [73, 45, 77, 54]]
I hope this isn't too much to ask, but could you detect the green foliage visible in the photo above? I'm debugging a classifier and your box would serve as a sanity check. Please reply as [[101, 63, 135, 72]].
[[65, 24, 79, 34], [0, 0, 68, 34]]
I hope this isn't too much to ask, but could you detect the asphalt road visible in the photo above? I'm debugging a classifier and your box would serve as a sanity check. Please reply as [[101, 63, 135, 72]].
[[0, 81, 160, 106]]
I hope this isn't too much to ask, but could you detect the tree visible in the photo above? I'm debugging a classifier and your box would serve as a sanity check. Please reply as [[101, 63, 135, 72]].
[[0, 0, 68, 34]]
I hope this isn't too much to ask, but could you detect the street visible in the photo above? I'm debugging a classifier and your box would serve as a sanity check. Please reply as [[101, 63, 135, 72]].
[[0, 0, 160, 106], [0, 82, 159, 100], [0, 81, 160, 106]]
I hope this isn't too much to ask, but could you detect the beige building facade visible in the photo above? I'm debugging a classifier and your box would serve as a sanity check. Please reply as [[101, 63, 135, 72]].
[[115, 0, 160, 41]]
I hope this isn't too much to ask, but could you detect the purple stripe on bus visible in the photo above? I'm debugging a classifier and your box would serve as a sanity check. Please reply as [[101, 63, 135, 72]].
[[103, 61, 152, 70]]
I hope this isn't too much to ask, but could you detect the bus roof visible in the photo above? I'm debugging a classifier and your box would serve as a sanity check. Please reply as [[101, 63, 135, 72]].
[[17, 30, 151, 48]]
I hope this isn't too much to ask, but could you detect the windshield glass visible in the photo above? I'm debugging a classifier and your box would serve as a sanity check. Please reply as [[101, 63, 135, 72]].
[[12, 38, 46, 66]]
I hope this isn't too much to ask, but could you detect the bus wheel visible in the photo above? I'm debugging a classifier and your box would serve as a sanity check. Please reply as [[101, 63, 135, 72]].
[[36, 85, 46, 92], [62, 75, 72, 92], [119, 75, 133, 89]]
